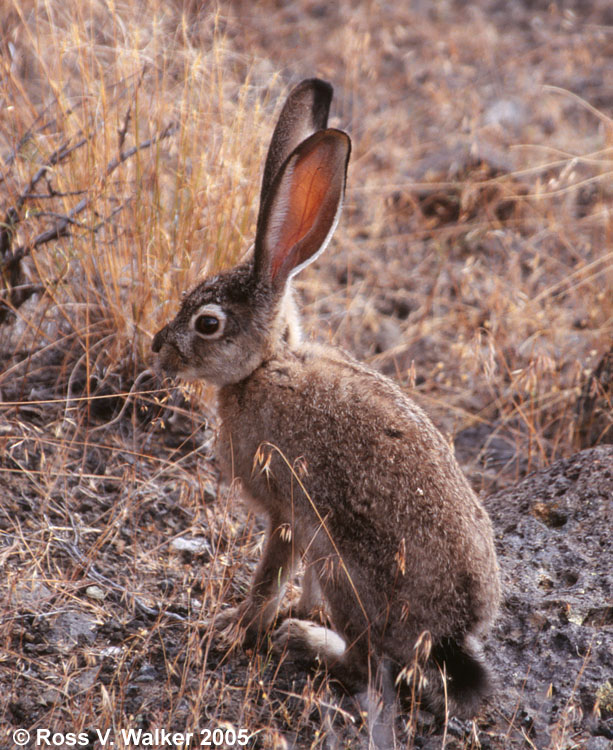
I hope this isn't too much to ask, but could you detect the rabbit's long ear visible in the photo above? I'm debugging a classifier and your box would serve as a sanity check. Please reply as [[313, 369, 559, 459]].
[[254, 128, 350, 291], [258, 79, 333, 218]]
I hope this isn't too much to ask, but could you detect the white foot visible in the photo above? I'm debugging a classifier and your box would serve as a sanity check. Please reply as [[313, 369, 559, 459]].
[[273, 618, 346, 664]]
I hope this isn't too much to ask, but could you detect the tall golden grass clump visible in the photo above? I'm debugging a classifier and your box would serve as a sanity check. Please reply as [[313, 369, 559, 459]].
[[1, 0, 275, 413]]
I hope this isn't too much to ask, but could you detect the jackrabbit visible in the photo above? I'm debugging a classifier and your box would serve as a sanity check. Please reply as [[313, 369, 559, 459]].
[[152, 79, 500, 745]]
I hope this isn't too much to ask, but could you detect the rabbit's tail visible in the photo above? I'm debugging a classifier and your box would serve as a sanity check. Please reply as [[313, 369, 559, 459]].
[[430, 635, 491, 717]]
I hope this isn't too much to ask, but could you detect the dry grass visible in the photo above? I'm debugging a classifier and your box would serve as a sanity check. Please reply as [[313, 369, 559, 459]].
[[1, 0, 274, 395], [1, 0, 612, 748]]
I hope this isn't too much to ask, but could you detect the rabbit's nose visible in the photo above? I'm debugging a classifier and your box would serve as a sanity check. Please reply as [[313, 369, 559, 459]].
[[151, 326, 169, 353]]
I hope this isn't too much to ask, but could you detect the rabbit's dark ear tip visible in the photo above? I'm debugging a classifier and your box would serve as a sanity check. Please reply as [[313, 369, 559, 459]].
[[297, 77, 331, 89], [295, 77, 333, 99]]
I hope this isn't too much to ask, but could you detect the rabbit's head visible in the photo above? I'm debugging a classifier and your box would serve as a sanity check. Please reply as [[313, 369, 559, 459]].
[[152, 81, 351, 386]]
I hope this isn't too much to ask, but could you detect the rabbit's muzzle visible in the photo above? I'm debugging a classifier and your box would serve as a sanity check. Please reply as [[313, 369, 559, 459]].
[[151, 324, 184, 377], [151, 325, 170, 354]]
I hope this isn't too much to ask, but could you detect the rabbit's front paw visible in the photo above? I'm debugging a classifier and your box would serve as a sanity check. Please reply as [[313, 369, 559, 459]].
[[273, 618, 346, 666], [204, 603, 277, 650], [200, 606, 246, 648], [219, 607, 249, 647]]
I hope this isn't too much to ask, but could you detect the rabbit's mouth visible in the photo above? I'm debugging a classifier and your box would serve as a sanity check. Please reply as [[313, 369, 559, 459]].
[[152, 325, 208, 383], [152, 346, 181, 378]]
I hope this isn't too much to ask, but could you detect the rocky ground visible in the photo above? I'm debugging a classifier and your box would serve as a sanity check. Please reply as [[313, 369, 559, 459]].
[[2, 406, 612, 749], [483, 446, 613, 750]]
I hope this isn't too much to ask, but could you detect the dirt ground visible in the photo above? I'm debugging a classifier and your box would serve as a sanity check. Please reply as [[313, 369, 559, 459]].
[[1, 1, 612, 749]]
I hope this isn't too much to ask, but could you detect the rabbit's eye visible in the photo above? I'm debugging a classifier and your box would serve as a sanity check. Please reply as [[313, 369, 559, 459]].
[[192, 304, 226, 339], [194, 314, 220, 336]]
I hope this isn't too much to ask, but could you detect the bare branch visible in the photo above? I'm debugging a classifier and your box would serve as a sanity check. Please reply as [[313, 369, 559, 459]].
[[1, 122, 178, 276]]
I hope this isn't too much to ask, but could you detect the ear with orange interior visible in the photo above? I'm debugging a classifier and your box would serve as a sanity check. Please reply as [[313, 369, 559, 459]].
[[254, 128, 351, 292], [258, 79, 333, 222]]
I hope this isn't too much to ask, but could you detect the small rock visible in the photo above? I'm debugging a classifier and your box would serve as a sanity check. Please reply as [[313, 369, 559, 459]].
[[171, 536, 211, 556], [86, 585, 105, 602], [11, 581, 52, 606], [73, 667, 98, 692], [50, 610, 98, 647], [135, 663, 157, 682], [39, 688, 61, 706]]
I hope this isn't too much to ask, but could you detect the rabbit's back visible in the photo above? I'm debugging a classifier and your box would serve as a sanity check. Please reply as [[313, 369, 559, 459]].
[[218, 341, 500, 646]]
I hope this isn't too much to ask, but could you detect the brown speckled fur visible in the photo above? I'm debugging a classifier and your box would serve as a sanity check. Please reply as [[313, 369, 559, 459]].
[[152, 79, 500, 743], [218, 341, 499, 648]]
